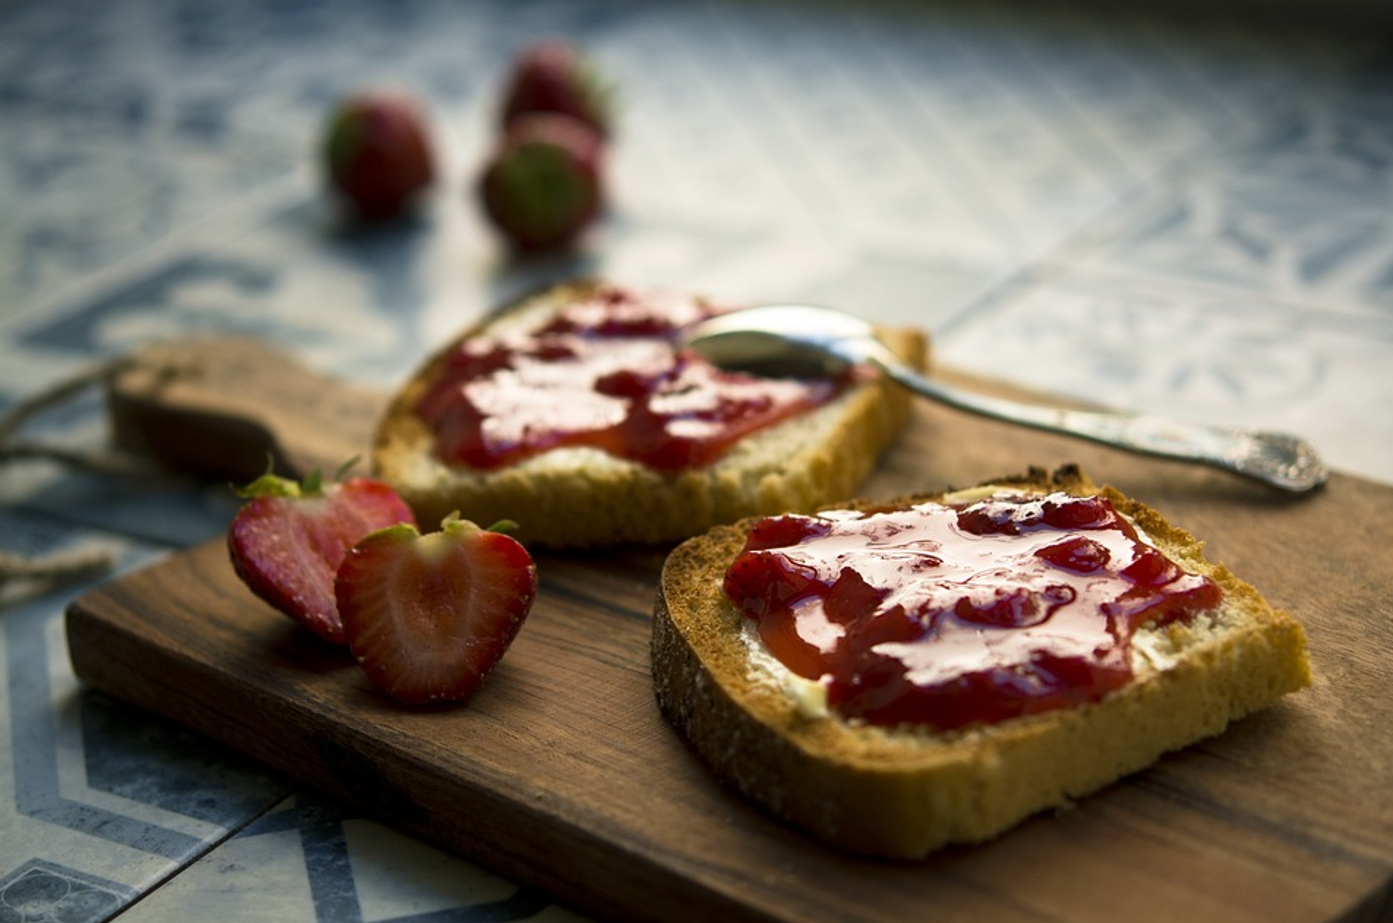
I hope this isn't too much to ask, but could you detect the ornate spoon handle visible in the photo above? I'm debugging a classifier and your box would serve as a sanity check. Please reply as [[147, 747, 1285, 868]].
[[867, 346, 1328, 493]]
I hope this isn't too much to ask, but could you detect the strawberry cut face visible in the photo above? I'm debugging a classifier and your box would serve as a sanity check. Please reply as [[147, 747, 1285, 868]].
[[227, 472, 417, 645], [336, 516, 539, 705]]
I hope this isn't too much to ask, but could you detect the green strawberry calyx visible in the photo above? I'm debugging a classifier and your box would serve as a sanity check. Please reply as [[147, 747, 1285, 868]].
[[348, 515, 521, 551], [325, 108, 366, 177], [232, 457, 361, 502], [577, 57, 616, 135], [434, 511, 520, 537], [484, 517, 521, 536]]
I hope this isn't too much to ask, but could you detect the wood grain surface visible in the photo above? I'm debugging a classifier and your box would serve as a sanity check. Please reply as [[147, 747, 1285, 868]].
[[106, 333, 381, 481], [71, 346, 1393, 923]]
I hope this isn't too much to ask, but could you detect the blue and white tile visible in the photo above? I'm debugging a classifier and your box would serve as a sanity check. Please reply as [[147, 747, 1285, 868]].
[[935, 265, 1393, 484], [116, 795, 586, 923], [1071, 46, 1393, 315], [0, 0, 635, 322], [0, 513, 292, 923], [112, 796, 582, 918]]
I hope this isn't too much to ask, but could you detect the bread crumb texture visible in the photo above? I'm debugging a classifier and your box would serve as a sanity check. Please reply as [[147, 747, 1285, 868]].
[[373, 279, 925, 547], [651, 465, 1311, 859]]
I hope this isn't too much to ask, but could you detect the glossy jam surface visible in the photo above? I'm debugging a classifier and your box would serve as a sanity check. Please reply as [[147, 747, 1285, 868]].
[[722, 491, 1223, 730], [414, 286, 844, 471]]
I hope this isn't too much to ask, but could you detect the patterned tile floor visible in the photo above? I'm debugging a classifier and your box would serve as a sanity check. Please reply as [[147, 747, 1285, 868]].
[[1, 0, 1390, 920]]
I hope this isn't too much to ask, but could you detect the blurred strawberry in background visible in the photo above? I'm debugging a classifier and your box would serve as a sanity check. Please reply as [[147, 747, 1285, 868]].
[[322, 88, 436, 222], [478, 111, 605, 252], [499, 38, 613, 139], [480, 38, 615, 252]]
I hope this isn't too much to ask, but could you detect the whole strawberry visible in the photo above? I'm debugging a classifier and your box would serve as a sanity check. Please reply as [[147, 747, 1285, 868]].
[[227, 468, 417, 644], [322, 88, 436, 221], [500, 38, 613, 139], [478, 112, 605, 252], [336, 515, 539, 705]]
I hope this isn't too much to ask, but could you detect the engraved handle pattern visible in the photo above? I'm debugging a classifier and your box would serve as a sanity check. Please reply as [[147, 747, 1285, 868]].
[[867, 344, 1329, 493]]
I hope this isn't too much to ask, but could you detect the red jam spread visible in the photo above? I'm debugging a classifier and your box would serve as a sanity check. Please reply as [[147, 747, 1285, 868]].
[[722, 491, 1223, 731], [414, 286, 846, 471]]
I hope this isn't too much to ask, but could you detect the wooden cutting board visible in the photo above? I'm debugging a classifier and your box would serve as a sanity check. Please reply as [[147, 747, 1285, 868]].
[[69, 336, 1393, 923]]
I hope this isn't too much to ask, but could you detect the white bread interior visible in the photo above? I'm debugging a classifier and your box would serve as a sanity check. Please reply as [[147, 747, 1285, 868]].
[[651, 464, 1312, 859]]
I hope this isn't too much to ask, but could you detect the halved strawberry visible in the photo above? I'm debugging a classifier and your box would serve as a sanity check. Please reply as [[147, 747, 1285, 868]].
[[227, 468, 417, 644], [336, 515, 539, 705]]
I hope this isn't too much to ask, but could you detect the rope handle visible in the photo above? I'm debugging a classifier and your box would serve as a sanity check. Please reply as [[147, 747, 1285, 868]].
[[0, 353, 183, 594]]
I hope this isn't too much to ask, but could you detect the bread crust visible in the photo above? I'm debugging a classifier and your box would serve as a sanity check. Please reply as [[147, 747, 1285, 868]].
[[373, 280, 925, 548], [651, 465, 1312, 859]]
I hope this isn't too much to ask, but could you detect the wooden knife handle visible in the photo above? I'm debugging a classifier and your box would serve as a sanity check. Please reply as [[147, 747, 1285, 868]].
[[106, 335, 387, 482]]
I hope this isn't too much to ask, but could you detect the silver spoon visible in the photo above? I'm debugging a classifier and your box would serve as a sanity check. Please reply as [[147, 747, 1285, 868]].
[[683, 305, 1328, 493]]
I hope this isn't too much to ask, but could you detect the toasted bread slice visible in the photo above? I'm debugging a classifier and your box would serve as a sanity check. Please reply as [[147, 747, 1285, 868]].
[[651, 465, 1311, 858], [372, 280, 924, 548]]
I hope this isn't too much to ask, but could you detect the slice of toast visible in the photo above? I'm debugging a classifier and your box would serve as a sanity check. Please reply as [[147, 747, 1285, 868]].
[[651, 465, 1311, 859], [372, 279, 924, 548]]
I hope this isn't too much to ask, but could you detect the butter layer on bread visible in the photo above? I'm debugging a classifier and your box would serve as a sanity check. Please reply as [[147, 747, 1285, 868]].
[[651, 465, 1311, 858]]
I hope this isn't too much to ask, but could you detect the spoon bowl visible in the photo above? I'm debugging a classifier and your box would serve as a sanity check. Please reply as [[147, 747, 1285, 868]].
[[679, 305, 875, 379], [683, 304, 1329, 494]]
